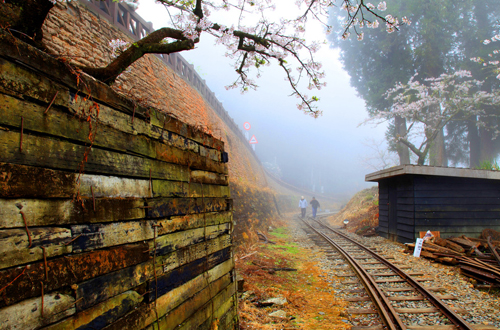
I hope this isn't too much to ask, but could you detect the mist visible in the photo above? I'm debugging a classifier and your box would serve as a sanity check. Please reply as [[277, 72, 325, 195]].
[[136, 1, 402, 199]]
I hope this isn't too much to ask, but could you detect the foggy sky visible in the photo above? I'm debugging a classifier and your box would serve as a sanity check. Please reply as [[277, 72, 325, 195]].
[[137, 1, 389, 199]]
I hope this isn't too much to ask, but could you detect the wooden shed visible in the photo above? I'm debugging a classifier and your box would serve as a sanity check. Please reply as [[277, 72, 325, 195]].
[[366, 165, 500, 243]]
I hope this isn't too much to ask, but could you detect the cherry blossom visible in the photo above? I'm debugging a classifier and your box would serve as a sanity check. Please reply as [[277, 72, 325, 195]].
[[38, 0, 410, 116], [369, 71, 500, 165]]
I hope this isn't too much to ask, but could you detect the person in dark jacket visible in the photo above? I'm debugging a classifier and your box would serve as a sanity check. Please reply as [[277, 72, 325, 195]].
[[310, 197, 320, 218]]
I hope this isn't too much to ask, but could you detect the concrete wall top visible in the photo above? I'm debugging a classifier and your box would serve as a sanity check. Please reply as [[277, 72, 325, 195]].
[[365, 165, 500, 182]]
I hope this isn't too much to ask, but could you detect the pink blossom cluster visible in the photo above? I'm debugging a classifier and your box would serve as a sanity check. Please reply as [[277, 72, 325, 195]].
[[151, 0, 411, 115], [340, 1, 409, 41], [473, 34, 500, 80], [109, 39, 130, 59], [373, 70, 500, 159]]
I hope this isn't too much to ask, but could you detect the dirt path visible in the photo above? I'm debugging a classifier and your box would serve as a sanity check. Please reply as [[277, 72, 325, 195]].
[[235, 213, 350, 329]]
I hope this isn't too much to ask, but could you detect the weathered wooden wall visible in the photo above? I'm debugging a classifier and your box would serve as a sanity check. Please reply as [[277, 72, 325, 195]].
[[0, 30, 237, 330], [413, 175, 500, 238], [376, 174, 500, 243]]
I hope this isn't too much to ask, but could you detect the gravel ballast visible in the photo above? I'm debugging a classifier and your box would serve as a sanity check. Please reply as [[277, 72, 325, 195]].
[[288, 218, 500, 328]]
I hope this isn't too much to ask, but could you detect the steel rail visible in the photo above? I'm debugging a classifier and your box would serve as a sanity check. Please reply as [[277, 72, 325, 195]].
[[301, 218, 406, 330], [313, 218, 475, 330]]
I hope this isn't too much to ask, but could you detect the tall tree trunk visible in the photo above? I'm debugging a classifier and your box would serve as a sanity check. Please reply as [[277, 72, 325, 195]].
[[427, 105, 447, 167], [479, 126, 494, 163], [467, 116, 480, 168], [395, 116, 410, 165]]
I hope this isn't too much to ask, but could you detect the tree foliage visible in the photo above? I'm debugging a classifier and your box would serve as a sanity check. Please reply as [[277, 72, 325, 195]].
[[0, 0, 406, 117], [330, 0, 500, 166], [372, 71, 500, 165]]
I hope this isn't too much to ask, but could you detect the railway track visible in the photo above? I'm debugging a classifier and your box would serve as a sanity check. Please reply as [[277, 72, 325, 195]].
[[298, 215, 497, 330]]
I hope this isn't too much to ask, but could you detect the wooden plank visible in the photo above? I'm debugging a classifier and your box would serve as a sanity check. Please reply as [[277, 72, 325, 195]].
[[102, 260, 234, 330], [0, 162, 76, 198], [71, 218, 230, 254], [0, 228, 72, 269], [176, 287, 236, 330], [350, 326, 384, 330], [0, 198, 144, 229], [69, 95, 224, 155], [387, 294, 457, 301], [375, 277, 434, 283], [0, 129, 188, 181], [0, 293, 75, 330], [0, 56, 69, 110], [346, 308, 377, 314], [0, 92, 159, 163], [394, 307, 467, 314], [0, 31, 214, 145], [415, 189, 500, 198], [68, 97, 227, 174], [149, 108, 224, 151], [155, 141, 225, 174], [0, 161, 228, 199], [382, 287, 446, 292], [147, 197, 229, 219], [416, 203, 500, 212], [152, 224, 230, 257], [71, 220, 165, 253], [149, 247, 231, 301], [190, 170, 228, 186], [345, 296, 370, 302], [146, 279, 236, 330], [211, 303, 237, 330], [0, 36, 147, 120], [76, 261, 153, 311], [397, 217, 415, 226], [152, 180, 230, 198], [43, 291, 143, 330], [0, 243, 150, 308], [157, 234, 232, 274], [397, 223, 415, 232]]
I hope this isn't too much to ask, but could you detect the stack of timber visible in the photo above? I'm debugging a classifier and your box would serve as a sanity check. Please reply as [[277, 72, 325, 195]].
[[0, 30, 237, 329], [404, 233, 500, 287]]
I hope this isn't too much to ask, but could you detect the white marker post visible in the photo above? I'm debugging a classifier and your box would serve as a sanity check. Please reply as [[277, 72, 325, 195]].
[[413, 238, 424, 257], [249, 134, 258, 151], [243, 122, 251, 141]]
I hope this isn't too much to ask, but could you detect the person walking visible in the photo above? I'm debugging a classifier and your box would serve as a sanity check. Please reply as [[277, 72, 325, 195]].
[[298, 196, 308, 218], [310, 197, 320, 218]]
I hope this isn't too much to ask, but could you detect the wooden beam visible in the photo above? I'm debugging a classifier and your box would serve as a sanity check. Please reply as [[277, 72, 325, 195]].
[[173, 286, 236, 330], [157, 234, 232, 274], [0, 129, 188, 182], [0, 243, 150, 308], [76, 261, 153, 311], [145, 276, 235, 330], [43, 291, 143, 330], [71, 215, 231, 253], [0, 198, 144, 229], [0, 293, 75, 330], [0, 228, 72, 269], [102, 259, 234, 330], [147, 197, 229, 219], [0, 162, 228, 200], [148, 247, 231, 301], [152, 223, 231, 257], [190, 170, 228, 185]]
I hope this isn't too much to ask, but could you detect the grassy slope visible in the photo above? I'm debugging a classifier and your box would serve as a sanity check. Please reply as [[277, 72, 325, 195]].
[[327, 187, 379, 234]]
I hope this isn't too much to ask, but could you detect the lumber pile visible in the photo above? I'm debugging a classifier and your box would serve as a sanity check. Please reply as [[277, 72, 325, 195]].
[[404, 232, 500, 287]]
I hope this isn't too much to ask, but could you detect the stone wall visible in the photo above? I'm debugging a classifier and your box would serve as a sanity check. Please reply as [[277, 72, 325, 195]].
[[0, 30, 237, 329], [42, 1, 267, 187]]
